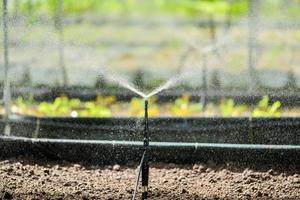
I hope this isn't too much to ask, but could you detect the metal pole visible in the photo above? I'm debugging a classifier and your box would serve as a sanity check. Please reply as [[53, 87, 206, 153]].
[[200, 53, 208, 109], [55, 0, 68, 87], [142, 99, 149, 199], [248, 0, 260, 92], [13, 0, 19, 18], [2, 0, 11, 136], [209, 14, 216, 43]]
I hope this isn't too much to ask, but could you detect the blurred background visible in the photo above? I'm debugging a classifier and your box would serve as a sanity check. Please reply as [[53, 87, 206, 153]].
[[0, 0, 300, 117]]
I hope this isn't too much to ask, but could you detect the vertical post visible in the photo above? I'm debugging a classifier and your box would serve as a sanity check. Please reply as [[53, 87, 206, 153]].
[[55, 0, 68, 88], [209, 14, 216, 43], [142, 99, 149, 199], [27, 0, 33, 14], [2, 0, 11, 136], [224, 0, 233, 33], [248, 0, 260, 92], [200, 53, 208, 109], [14, 0, 19, 18]]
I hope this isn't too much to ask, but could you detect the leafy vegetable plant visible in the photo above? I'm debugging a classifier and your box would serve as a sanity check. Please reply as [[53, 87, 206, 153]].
[[219, 99, 247, 117], [129, 97, 159, 117], [252, 96, 281, 117], [37, 96, 112, 117], [170, 95, 202, 116], [9, 95, 284, 118]]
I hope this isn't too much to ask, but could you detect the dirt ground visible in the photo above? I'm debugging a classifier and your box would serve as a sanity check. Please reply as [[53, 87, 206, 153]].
[[0, 157, 299, 200]]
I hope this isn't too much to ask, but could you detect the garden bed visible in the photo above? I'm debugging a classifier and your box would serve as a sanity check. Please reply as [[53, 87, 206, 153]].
[[4, 86, 300, 106], [0, 157, 300, 199]]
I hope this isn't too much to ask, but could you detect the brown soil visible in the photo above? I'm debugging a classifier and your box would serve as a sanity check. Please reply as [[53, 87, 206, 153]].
[[0, 157, 300, 200]]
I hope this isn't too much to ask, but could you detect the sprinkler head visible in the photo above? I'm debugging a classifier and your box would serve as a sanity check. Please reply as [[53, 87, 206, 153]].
[[144, 99, 149, 145], [144, 99, 148, 117]]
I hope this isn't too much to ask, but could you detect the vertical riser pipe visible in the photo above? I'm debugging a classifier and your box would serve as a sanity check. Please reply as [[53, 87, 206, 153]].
[[142, 100, 149, 199]]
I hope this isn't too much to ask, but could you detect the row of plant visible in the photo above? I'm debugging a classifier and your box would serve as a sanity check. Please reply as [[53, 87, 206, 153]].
[[4, 95, 283, 118], [5, 0, 245, 18], [4, 0, 300, 19]]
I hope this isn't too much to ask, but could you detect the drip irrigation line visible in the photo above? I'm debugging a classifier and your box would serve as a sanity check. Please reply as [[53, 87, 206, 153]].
[[1, 135, 300, 150], [131, 150, 146, 200]]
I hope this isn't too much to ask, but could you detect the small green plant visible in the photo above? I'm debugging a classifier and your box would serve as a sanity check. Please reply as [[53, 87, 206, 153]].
[[219, 99, 247, 117], [12, 96, 36, 115], [38, 96, 79, 116], [78, 101, 111, 117], [37, 96, 112, 117], [252, 96, 281, 117], [129, 97, 159, 117], [171, 95, 202, 116]]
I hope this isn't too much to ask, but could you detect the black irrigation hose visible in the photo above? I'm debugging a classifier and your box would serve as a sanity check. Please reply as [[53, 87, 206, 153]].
[[131, 150, 146, 200], [2, 135, 300, 150], [1, 135, 300, 165]]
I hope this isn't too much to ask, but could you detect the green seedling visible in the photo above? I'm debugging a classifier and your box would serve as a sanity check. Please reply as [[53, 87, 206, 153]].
[[252, 96, 281, 117], [171, 95, 202, 116], [129, 97, 159, 117], [78, 102, 111, 117], [219, 99, 247, 117]]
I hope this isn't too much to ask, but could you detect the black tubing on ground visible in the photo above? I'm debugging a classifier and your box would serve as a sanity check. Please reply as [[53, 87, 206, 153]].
[[1, 135, 300, 165]]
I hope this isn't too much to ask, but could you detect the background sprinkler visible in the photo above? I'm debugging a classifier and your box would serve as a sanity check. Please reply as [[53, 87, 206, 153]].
[[131, 99, 150, 200]]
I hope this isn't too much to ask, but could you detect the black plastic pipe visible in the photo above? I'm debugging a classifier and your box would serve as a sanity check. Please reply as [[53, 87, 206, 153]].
[[2, 135, 300, 150], [142, 100, 149, 199], [2, 0, 11, 136], [1, 135, 300, 165]]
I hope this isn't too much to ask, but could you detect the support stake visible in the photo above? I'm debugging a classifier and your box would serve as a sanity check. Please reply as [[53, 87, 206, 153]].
[[2, 0, 11, 136]]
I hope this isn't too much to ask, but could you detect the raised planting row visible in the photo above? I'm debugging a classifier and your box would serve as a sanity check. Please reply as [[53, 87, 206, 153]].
[[2, 115, 300, 144], [0, 115, 300, 164], [2, 95, 294, 118], [1, 83, 300, 106]]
